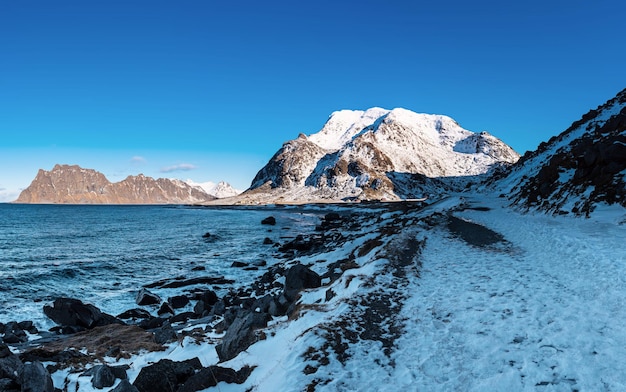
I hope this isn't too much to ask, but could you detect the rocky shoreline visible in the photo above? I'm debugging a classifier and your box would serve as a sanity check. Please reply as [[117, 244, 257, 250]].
[[1, 204, 409, 391]]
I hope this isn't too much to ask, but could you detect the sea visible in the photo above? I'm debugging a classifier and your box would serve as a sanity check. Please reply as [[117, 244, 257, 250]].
[[0, 203, 324, 330]]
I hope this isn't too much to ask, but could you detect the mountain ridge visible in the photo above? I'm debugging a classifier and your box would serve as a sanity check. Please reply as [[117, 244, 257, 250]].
[[15, 164, 217, 204], [243, 107, 520, 203]]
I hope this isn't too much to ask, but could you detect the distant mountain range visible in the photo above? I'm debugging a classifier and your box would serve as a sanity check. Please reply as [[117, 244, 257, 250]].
[[239, 107, 520, 203], [14, 165, 238, 204], [15, 88, 626, 215]]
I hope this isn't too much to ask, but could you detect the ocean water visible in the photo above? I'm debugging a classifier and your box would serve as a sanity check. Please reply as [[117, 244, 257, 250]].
[[0, 203, 322, 329]]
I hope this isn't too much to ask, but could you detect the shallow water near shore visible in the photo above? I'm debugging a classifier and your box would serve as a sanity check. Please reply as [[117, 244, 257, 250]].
[[0, 203, 323, 330]]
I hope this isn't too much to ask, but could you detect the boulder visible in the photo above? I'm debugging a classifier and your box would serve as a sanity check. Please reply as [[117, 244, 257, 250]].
[[132, 358, 202, 392], [111, 379, 139, 392], [283, 264, 322, 301], [0, 344, 23, 384], [158, 302, 175, 317], [153, 322, 177, 345], [178, 365, 252, 392], [215, 311, 271, 362], [117, 308, 152, 320], [263, 237, 273, 245], [43, 297, 121, 329], [168, 295, 190, 309], [136, 289, 161, 306], [19, 361, 54, 392], [91, 364, 116, 389], [261, 216, 276, 225]]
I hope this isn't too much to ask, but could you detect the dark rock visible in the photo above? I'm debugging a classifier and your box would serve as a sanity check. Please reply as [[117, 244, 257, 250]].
[[138, 317, 166, 330], [17, 321, 38, 335], [0, 345, 23, 383], [253, 260, 267, 267], [263, 237, 274, 245], [158, 302, 175, 317], [283, 264, 322, 301], [145, 276, 234, 289], [91, 364, 116, 388], [135, 289, 161, 306], [0, 378, 19, 391], [110, 379, 139, 392], [191, 266, 205, 271], [324, 212, 341, 222], [170, 312, 196, 324], [168, 295, 190, 309], [2, 332, 25, 344], [19, 361, 54, 392], [153, 322, 177, 344], [215, 311, 271, 362], [178, 365, 252, 392], [202, 232, 211, 238], [117, 308, 152, 320], [132, 358, 202, 392], [43, 297, 121, 329], [198, 290, 218, 306], [261, 216, 276, 225], [109, 365, 129, 380], [231, 261, 248, 268], [210, 300, 226, 316]]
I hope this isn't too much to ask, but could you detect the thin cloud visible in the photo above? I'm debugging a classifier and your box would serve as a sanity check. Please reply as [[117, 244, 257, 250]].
[[131, 156, 146, 163], [160, 163, 197, 173]]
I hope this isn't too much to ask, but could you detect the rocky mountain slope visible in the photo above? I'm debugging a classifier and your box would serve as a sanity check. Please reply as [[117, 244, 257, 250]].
[[496, 87, 626, 216], [15, 164, 216, 204], [243, 108, 519, 203]]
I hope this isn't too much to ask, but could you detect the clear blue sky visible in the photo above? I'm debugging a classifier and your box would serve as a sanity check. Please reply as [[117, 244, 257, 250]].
[[1, 0, 625, 201]]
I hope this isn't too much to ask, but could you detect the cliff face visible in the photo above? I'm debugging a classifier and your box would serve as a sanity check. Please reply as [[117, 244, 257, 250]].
[[15, 164, 216, 204]]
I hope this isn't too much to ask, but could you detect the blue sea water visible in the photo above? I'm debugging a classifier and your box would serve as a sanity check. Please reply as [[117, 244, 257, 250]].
[[0, 203, 322, 329]]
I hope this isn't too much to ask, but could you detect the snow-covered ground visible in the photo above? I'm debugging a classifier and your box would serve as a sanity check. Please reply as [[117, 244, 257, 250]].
[[49, 195, 626, 391]]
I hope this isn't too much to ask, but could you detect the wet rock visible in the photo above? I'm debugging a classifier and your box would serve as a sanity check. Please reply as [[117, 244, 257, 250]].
[[263, 237, 274, 245], [261, 216, 276, 225], [158, 302, 175, 317], [19, 361, 54, 392], [170, 312, 195, 324], [43, 297, 122, 330], [202, 232, 211, 239], [283, 264, 322, 301], [117, 309, 152, 320], [138, 317, 166, 330], [135, 289, 161, 306], [168, 295, 189, 309], [145, 276, 234, 289], [0, 343, 23, 385]]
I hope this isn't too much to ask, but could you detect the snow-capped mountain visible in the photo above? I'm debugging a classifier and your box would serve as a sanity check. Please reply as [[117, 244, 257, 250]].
[[185, 179, 242, 198], [246, 108, 519, 202], [496, 87, 626, 216], [15, 164, 216, 204]]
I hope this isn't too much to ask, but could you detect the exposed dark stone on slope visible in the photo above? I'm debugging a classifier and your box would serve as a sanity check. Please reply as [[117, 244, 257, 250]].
[[0, 344, 23, 386], [153, 322, 177, 345], [215, 311, 271, 362], [43, 297, 122, 330], [19, 361, 54, 392], [178, 365, 253, 392], [132, 358, 202, 392], [110, 379, 139, 392], [447, 216, 507, 248], [283, 264, 322, 301], [135, 289, 161, 306], [90, 364, 116, 388], [158, 302, 175, 317]]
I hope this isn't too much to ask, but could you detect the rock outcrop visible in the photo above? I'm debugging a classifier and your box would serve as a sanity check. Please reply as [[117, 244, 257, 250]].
[[243, 108, 519, 203], [15, 164, 216, 204], [497, 87, 626, 216]]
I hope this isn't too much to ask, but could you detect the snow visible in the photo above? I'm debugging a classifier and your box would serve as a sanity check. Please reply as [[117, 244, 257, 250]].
[[44, 192, 626, 391], [185, 179, 242, 198]]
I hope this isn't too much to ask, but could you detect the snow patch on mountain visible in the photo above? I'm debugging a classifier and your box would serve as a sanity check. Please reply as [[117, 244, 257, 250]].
[[185, 179, 242, 198]]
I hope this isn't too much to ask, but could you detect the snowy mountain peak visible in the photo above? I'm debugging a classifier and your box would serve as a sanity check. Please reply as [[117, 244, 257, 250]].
[[245, 107, 519, 203], [184, 179, 242, 198]]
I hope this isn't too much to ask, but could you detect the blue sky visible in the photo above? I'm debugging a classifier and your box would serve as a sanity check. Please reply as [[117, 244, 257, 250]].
[[1, 0, 625, 201]]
